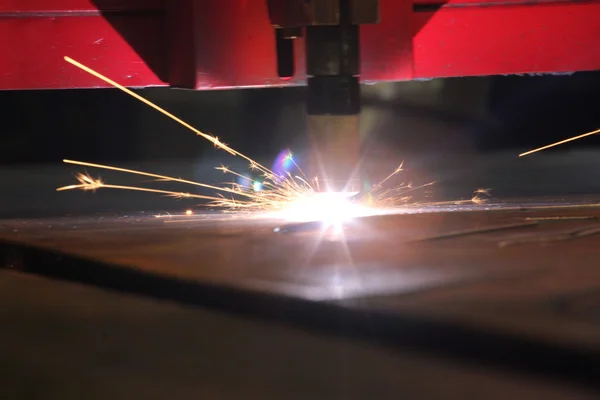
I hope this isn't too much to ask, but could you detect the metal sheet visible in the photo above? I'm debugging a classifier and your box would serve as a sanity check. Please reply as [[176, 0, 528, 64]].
[[2, 270, 597, 399], [2, 201, 600, 352]]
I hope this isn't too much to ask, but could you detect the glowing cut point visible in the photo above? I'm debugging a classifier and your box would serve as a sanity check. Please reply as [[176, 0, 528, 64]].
[[277, 191, 366, 225]]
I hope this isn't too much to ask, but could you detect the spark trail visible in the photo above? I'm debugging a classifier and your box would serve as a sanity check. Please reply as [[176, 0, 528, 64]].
[[57, 173, 222, 201], [64, 56, 272, 174], [519, 128, 600, 157], [59, 56, 485, 216]]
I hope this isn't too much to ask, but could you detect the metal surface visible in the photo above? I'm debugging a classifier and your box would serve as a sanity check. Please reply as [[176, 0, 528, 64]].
[[2, 153, 600, 395], [2, 272, 597, 399], [2, 201, 600, 350], [2, 0, 600, 90]]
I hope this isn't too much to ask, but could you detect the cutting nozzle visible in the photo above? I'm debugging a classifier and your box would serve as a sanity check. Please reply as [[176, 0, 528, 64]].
[[307, 114, 361, 193]]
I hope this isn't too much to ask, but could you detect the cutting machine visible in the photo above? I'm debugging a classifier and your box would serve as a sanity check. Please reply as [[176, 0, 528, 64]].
[[2, 0, 600, 190]]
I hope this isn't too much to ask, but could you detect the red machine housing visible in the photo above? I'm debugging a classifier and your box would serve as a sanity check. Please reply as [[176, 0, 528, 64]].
[[1, 0, 600, 90]]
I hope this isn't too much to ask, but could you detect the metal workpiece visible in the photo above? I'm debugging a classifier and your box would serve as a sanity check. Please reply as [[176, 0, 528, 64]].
[[4, 205, 600, 399], [307, 114, 361, 192], [3, 156, 600, 396]]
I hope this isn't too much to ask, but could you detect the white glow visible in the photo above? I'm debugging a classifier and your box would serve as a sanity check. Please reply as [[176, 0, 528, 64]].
[[276, 191, 368, 224]]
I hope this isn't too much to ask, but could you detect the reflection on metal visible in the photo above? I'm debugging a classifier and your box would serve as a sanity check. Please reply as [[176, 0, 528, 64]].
[[552, 289, 600, 326], [525, 216, 596, 222], [413, 221, 538, 242], [274, 221, 324, 233], [499, 224, 600, 247], [3, 197, 600, 365]]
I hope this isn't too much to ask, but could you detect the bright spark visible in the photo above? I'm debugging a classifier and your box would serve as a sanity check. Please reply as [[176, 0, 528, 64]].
[[64, 56, 271, 174], [57, 173, 223, 201], [59, 56, 489, 223], [269, 192, 369, 224], [519, 128, 600, 157]]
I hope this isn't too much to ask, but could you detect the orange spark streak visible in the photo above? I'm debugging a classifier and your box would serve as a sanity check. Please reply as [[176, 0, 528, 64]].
[[56, 173, 228, 202], [60, 58, 483, 214], [62, 159, 263, 201], [63, 56, 273, 175], [519, 128, 600, 157]]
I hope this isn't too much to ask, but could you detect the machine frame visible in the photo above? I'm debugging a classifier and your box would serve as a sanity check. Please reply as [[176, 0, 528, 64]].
[[1, 0, 599, 91]]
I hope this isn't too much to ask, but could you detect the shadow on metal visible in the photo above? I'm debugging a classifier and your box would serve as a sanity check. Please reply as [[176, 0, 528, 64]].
[[1, 238, 599, 393]]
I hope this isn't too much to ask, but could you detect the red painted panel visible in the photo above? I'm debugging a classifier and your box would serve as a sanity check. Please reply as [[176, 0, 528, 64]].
[[190, 0, 301, 89], [0, 16, 166, 89], [0, 0, 599, 90], [361, 0, 415, 82], [412, 0, 586, 4], [184, 0, 415, 88], [413, 3, 600, 78]]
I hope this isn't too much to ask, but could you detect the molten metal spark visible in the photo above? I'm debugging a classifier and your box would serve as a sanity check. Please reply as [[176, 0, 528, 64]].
[[57, 173, 223, 201], [64, 56, 271, 174], [59, 56, 487, 221], [519, 128, 600, 156], [62, 159, 265, 203], [58, 159, 325, 213], [471, 188, 491, 205], [58, 157, 420, 219]]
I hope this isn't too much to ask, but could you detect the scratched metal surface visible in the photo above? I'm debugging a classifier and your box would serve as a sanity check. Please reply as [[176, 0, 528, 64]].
[[2, 150, 600, 360], [3, 271, 599, 400], [1, 199, 600, 353]]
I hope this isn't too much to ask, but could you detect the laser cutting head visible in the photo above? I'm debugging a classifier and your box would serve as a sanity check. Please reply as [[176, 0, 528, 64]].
[[267, 0, 380, 192]]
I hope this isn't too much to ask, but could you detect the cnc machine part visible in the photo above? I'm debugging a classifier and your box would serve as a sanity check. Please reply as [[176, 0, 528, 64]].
[[305, 10, 362, 191], [267, 0, 378, 191]]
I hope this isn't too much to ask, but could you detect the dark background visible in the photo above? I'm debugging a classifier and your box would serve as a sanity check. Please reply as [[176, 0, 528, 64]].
[[2, 72, 600, 217], [2, 72, 600, 166]]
